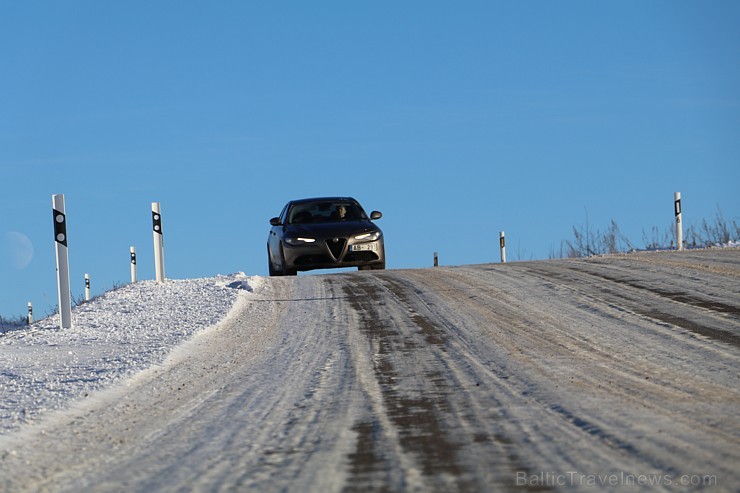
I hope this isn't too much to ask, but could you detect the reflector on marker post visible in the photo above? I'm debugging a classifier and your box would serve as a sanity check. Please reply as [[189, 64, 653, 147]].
[[152, 202, 165, 283], [500, 231, 507, 263], [85, 273, 91, 301], [52, 194, 73, 329], [130, 246, 137, 283], [674, 192, 683, 251]]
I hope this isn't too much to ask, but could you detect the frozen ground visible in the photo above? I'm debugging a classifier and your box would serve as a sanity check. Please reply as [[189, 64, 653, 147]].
[[0, 249, 738, 492]]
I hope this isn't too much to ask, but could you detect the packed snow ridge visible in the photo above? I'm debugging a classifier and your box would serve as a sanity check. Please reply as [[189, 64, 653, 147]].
[[0, 273, 262, 434]]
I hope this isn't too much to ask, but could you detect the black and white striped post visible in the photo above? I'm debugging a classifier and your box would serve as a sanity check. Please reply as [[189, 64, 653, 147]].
[[500, 231, 507, 263], [27, 302, 33, 325], [674, 192, 683, 251], [130, 246, 137, 283], [52, 194, 73, 329], [152, 202, 165, 283], [85, 273, 91, 301]]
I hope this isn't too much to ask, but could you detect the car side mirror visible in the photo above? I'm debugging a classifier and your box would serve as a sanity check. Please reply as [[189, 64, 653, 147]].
[[370, 211, 382, 220], [270, 217, 282, 226]]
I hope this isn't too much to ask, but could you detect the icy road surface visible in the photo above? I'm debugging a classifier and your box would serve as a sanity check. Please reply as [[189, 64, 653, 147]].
[[1, 250, 739, 492]]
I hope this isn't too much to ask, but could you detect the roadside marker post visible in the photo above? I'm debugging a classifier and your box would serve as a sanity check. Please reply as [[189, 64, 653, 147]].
[[52, 194, 73, 329], [152, 202, 166, 283], [27, 302, 33, 325], [434, 251, 439, 267], [85, 273, 91, 301], [130, 246, 137, 283], [674, 192, 683, 251], [500, 231, 507, 263]]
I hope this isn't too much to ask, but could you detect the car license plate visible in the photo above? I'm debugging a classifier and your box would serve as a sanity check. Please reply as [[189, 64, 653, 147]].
[[350, 243, 377, 252]]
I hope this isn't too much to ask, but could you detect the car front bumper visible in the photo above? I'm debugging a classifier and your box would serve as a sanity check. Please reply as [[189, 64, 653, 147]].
[[284, 238, 385, 271]]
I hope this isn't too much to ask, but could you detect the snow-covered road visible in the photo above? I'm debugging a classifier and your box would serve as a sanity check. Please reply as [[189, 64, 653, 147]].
[[1, 250, 738, 492]]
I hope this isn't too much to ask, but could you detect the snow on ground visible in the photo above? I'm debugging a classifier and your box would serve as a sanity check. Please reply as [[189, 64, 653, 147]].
[[0, 273, 262, 435]]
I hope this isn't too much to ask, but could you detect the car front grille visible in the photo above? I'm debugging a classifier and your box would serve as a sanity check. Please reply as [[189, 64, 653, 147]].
[[343, 251, 379, 262], [326, 238, 347, 260], [293, 254, 333, 266]]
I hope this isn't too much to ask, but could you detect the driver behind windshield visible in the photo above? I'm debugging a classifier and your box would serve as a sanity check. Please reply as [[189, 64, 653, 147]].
[[332, 204, 361, 221]]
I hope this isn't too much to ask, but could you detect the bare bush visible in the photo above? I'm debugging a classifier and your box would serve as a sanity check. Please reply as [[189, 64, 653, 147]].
[[0, 313, 28, 331], [642, 223, 675, 251], [556, 206, 738, 259], [557, 217, 634, 258], [685, 208, 739, 248]]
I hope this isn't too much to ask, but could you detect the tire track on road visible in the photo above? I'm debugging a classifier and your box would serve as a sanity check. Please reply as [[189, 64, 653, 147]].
[[392, 263, 740, 486], [336, 273, 546, 492], [515, 257, 740, 347], [338, 275, 474, 492]]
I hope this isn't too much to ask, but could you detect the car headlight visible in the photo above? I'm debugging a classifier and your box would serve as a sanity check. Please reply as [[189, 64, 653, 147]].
[[354, 231, 381, 241], [285, 237, 316, 245]]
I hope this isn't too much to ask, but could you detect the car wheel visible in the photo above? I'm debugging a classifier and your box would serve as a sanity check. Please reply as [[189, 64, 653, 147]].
[[359, 261, 385, 271], [268, 246, 281, 276], [280, 245, 297, 276]]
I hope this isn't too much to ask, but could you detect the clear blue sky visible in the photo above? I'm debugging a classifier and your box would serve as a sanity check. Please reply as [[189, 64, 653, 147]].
[[2, 1, 739, 318]]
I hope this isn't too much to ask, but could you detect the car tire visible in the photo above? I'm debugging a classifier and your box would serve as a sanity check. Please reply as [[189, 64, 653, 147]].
[[280, 245, 297, 276], [268, 246, 281, 276], [359, 261, 385, 271]]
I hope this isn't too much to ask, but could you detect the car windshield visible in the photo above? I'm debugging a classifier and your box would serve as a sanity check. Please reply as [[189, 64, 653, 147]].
[[288, 201, 365, 224]]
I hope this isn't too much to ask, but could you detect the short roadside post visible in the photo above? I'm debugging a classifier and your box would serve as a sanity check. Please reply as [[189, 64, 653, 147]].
[[152, 202, 165, 283], [85, 273, 91, 301], [52, 194, 73, 329], [434, 251, 439, 267], [27, 302, 33, 325], [500, 231, 507, 263], [130, 246, 137, 283], [674, 192, 683, 251]]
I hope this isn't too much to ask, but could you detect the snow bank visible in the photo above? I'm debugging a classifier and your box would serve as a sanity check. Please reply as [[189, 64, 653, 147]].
[[0, 273, 262, 435]]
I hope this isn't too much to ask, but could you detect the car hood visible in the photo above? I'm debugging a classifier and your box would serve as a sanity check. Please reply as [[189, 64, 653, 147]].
[[285, 221, 380, 239]]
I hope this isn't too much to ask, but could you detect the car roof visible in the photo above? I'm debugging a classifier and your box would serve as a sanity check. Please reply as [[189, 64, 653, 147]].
[[288, 197, 359, 206]]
